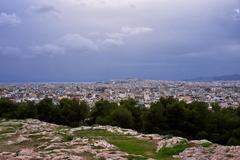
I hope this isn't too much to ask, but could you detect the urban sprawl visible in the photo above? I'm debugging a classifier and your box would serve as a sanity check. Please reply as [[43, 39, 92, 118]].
[[0, 79, 240, 108]]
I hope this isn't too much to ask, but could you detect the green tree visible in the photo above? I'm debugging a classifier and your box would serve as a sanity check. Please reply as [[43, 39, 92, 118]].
[[36, 98, 55, 122], [110, 107, 133, 128], [143, 102, 168, 133], [120, 98, 146, 131], [59, 98, 90, 127], [227, 137, 240, 145], [89, 99, 117, 125], [0, 98, 18, 118], [16, 101, 38, 119]]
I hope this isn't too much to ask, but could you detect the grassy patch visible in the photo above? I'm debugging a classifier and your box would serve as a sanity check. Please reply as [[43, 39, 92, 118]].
[[0, 121, 23, 128], [0, 127, 16, 134], [157, 142, 187, 159], [74, 130, 177, 159], [29, 134, 43, 139], [0, 121, 22, 135], [56, 125, 70, 131], [128, 155, 148, 160], [62, 133, 74, 141]]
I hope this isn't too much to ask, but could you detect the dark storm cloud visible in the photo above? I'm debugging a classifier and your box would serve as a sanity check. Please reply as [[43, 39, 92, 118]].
[[0, 0, 240, 82]]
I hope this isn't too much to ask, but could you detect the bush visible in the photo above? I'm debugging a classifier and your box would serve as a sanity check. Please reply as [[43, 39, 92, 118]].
[[63, 134, 74, 141], [157, 142, 188, 158], [196, 131, 208, 139], [110, 107, 134, 128], [201, 142, 212, 148], [227, 137, 240, 146]]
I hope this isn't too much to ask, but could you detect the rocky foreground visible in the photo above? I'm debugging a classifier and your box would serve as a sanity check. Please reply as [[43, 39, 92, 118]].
[[0, 119, 239, 160]]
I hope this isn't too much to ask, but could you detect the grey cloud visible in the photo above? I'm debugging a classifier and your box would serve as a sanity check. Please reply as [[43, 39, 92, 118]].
[[107, 27, 153, 38], [18, 27, 152, 57], [0, 46, 21, 56], [57, 34, 98, 52], [31, 44, 65, 56], [31, 34, 98, 56], [103, 26, 153, 46], [106, 33, 126, 39], [0, 12, 21, 25], [121, 27, 153, 35], [74, 0, 139, 8], [233, 8, 240, 21], [181, 42, 240, 59], [102, 39, 124, 46], [129, 3, 136, 9], [214, 43, 240, 58], [221, 43, 240, 53], [28, 4, 61, 14], [31, 27, 153, 56]]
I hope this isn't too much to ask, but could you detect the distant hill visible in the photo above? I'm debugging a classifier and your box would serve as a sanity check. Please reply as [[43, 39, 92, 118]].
[[187, 74, 240, 81]]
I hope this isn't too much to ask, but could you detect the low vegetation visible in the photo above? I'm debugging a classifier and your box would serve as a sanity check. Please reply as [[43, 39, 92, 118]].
[[157, 142, 188, 159], [201, 142, 212, 148], [75, 130, 156, 158], [62, 133, 74, 142], [74, 129, 180, 159]]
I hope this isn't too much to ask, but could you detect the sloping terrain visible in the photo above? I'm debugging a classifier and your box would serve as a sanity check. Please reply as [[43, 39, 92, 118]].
[[0, 119, 239, 160]]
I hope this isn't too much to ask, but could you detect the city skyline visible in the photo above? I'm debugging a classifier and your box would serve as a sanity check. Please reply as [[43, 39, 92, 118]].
[[1, 0, 240, 82]]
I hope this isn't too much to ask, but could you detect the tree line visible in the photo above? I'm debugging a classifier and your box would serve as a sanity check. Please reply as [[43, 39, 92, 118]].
[[0, 97, 240, 145]]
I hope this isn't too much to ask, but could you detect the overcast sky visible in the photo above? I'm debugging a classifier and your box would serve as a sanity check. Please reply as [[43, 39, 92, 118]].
[[0, 0, 240, 82]]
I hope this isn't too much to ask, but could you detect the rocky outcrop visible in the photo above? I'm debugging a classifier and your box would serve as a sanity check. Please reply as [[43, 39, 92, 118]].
[[0, 119, 240, 160], [156, 137, 187, 152], [178, 145, 240, 160], [70, 125, 139, 136], [0, 119, 128, 160]]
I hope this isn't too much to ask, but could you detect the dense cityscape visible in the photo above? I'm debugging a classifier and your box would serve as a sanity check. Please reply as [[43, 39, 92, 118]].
[[0, 79, 240, 108]]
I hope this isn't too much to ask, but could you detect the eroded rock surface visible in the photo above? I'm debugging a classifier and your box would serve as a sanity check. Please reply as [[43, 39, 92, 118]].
[[0, 119, 128, 160], [178, 145, 240, 160], [0, 119, 240, 160]]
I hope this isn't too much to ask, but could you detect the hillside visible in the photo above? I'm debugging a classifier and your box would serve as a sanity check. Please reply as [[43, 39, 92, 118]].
[[0, 119, 239, 160]]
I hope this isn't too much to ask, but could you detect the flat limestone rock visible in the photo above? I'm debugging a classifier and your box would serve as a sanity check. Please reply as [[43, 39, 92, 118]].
[[0, 119, 240, 160]]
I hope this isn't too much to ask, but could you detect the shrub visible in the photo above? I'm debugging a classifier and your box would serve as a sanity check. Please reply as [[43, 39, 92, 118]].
[[63, 134, 74, 141], [157, 142, 188, 158], [201, 142, 212, 148], [227, 137, 240, 146]]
